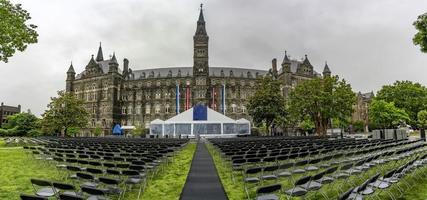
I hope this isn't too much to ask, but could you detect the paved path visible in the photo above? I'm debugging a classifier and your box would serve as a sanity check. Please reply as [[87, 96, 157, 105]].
[[180, 141, 228, 200]]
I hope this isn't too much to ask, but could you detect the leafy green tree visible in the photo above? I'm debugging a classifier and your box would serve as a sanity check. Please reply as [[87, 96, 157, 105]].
[[368, 99, 409, 129], [1, 112, 39, 136], [92, 126, 103, 137], [67, 127, 81, 137], [351, 120, 365, 133], [298, 118, 315, 134], [288, 76, 356, 136], [376, 80, 427, 127], [247, 76, 286, 135], [132, 126, 146, 138], [41, 91, 89, 137], [413, 12, 427, 53], [417, 110, 427, 128], [0, 0, 38, 62]]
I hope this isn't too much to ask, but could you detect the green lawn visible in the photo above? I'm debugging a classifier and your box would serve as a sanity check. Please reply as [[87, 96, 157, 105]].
[[0, 140, 196, 200], [207, 143, 427, 200]]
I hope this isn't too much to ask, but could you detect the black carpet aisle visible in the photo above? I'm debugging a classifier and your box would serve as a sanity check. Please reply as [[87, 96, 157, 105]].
[[180, 142, 228, 200]]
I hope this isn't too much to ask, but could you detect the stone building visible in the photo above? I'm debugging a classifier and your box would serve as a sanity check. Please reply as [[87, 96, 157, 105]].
[[0, 102, 21, 127], [65, 5, 331, 135], [352, 91, 375, 132]]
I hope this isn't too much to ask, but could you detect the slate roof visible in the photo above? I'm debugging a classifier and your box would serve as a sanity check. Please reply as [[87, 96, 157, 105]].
[[131, 66, 268, 79]]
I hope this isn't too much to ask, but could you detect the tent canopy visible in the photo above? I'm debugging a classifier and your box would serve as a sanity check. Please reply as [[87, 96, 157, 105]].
[[150, 106, 251, 137], [165, 107, 235, 123]]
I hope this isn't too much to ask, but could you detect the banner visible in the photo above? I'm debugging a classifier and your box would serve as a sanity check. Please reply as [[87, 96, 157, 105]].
[[221, 84, 226, 114], [185, 81, 191, 110], [176, 83, 180, 114]]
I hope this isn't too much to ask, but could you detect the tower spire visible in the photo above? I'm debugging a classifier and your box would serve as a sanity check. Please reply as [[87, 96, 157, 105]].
[[96, 42, 104, 62], [67, 61, 75, 74], [195, 4, 207, 35], [323, 61, 331, 77]]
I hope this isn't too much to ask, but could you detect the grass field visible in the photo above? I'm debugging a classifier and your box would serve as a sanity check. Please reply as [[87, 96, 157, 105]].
[[207, 143, 427, 200], [0, 138, 196, 200]]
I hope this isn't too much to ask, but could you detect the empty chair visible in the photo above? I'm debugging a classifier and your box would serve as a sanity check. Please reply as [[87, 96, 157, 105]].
[[53, 182, 79, 196], [122, 170, 145, 199], [58, 194, 84, 200], [255, 183, 282, 200], [76, 172, 98, 188], [19, 194, 48, 200], [284, 175, 311, 198], [98, 177, 122, 196], [338, 187, 354, 200], [81, 186, 107, 200], [261, 165, 279, 182], [30, 179, 55, 198]]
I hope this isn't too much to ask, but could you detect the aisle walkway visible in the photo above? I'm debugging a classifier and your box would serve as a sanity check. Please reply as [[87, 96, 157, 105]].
[[180, 141, 228, 200]]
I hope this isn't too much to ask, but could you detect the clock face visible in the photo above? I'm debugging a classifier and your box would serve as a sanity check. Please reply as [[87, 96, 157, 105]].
[[195, 49, 206, 57]]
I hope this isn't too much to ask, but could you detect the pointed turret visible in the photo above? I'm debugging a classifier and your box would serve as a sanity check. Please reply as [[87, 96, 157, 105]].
[[88, 55, 97, 66], [303, 54, 311, 66], [282, 51, 291, 64], [111, 52, 117, 63], [108, 52, 118, 74], [195, 3, 207, 35], [96, 42, 104, 62], [67, 61, 75, 74], [323, 61, 331, 77], [282, 51, 291, 73], [66, 61, 75, 92]]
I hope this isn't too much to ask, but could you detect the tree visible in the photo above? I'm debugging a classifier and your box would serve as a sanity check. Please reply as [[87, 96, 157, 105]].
[[368, 99, 409, 129], [413, 12, 427, 53], [41, 91, 89, 136], [67, 127, 81, 137], [92, 126, 102, 137], [132, 126, 146, 138], [0, 0, 38, 62], [298, 118, 315, 135], [417, 110, 427, 128], [1, 112, 39, 136], [247, 76, 286, 135], [288, 76, 356, 136], [376, 80, 427, 127]]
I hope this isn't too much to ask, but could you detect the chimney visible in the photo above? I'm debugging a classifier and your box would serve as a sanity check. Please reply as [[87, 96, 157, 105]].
[[272, 58, 278, 75], [123, 58, 129, 73]]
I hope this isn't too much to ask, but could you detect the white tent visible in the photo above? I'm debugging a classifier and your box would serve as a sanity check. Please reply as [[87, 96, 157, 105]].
[[149, 107, 251, 138]]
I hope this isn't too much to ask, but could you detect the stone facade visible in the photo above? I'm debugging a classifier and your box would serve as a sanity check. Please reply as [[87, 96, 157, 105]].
[[0, 102, 21, 127], [65, 5, 330, 135], [352, 92, 374, 132]]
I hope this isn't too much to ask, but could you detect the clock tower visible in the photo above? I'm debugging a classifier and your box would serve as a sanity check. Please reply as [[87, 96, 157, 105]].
[[193, 4, 209, 77]]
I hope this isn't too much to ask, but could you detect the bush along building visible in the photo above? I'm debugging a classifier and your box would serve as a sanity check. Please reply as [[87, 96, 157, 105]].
[[65, 5, 330, 135]]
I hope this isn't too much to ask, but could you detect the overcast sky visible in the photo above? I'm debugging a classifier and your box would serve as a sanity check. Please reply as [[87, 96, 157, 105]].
[[1, 0, 427, 116]]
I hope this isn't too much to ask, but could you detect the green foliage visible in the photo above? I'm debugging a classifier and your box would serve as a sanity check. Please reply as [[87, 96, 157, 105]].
[[368, 99, 410, 129], [67, 127, 80, 137], [376, 80, 427, 127], [413, 12, 427, 53], [0, 0, 38, 62], [0, 128, 9, 136], [332, 117, 351, 129], [92, 126, 102, 137], [1, 112, 39, 136], [132, 126, 146, 138], [418, 110, 427, 128], [288, 76, 356, 136], [298, 118, 315, 132], [41, 91, 89, 137], [247, 76, 286, 135], [352, 120, 365, 132]]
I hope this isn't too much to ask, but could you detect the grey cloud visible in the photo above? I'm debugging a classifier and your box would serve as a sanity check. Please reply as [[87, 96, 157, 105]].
[[1, 0, 427, 116]]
